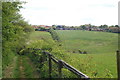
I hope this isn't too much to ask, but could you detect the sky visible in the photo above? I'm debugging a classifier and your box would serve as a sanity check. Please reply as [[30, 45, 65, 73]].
[[20, 0, 119, 26]]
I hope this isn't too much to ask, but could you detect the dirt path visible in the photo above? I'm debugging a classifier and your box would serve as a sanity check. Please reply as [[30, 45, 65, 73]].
[[3, 56, 17, 78], [18, 56, 40, 78], [19, 56, 25, 78], [3, 55, 40, 78]]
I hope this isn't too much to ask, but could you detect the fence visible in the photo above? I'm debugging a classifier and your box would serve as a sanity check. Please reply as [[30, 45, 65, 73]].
[[117, 50, 120, 80], [28, 48, 89, 79]]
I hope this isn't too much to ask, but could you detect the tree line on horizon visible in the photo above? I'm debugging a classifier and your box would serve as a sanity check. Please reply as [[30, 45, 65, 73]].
[[34, 24, 120, 33]]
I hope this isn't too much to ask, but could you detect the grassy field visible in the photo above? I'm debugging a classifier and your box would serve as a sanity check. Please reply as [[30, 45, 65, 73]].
[[56, 30, 118, 54], [63, 52, 117, 78], [28, 31, 118, 78], [55, 30, 118, 77], [29, 31, 53, 40]]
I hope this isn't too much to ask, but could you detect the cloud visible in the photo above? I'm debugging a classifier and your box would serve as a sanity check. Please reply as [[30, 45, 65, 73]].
[[20, 0, 119, 26]]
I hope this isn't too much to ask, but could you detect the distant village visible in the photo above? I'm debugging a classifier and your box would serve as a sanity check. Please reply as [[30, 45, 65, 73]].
[[32, 24, 120, 33]]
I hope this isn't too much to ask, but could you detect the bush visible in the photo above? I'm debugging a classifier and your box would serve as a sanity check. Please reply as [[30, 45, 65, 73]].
[[49, 29, 61, 42]]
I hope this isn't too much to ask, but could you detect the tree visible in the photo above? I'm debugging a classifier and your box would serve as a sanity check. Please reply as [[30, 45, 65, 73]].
[[80, 25, 86, 30], [115, 25, 119, 27], [52, 25, 56, 30], [99, 24, 108, 29], [109, 25, 114, 27], [2, 2, 33, 68]]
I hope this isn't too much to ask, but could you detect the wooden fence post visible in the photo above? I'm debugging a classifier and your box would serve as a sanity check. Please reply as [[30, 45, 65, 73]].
[[117, 50, 120, 80], [48, 54, 52, 78], [58, 60, 63, 78]]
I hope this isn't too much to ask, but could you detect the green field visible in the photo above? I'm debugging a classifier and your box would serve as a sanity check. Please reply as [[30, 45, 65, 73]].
[[56, 30, 118, 54], [29, 31, 52, 40], [55, 30, 118, 78], [27, 31, 118, 78]]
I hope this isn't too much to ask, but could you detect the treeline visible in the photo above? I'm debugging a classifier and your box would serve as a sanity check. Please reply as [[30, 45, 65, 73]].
[[2, 2, 34, 69], [52, 24, 120, 33], [49, 29, 61, 42]]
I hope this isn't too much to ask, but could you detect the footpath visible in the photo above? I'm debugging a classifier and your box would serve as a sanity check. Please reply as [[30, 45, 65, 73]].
[[3, 55, 40, 78]]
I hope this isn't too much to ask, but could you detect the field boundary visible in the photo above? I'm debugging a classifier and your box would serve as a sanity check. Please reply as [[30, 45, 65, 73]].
[[28, 48, 89, 79]]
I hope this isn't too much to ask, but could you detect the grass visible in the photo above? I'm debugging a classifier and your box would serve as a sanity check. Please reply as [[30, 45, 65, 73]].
[[29, 31, 52, 41], [22, 56, 40, 78], [55, 30, 118, 78], [56, 30, 118, 54], [0, 55, 1, 78], [14, 55, 40, 78], [14, 56, 20, 78], [28, 31, 118, 78], [3, 56, 18, 78], [62, 52, 117, 78]]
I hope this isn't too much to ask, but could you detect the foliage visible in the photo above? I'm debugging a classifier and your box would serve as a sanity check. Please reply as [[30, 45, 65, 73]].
[[2, 1, 118, 79], [25, 31, 117, 78], [2, 2, 34, 70], [49, 29, 61, 42], [99, 25, 108, 29]]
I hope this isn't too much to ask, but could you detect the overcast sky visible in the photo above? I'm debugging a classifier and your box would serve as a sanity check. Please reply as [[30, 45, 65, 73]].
[[20, 0, 119, 26]]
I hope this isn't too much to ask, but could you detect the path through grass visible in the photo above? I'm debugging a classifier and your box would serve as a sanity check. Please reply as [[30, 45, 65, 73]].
[[3, 55, 40, 78]]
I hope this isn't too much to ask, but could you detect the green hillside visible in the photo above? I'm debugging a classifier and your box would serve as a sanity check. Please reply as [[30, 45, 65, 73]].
[[56, 30, 118, 54], [27, 31, 117, 78]]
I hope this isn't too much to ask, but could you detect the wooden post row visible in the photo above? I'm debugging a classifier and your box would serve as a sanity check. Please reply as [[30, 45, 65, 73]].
[[117, 50, 120, 80], [58, 60, 63, 78], [48, 54, 52, 78]]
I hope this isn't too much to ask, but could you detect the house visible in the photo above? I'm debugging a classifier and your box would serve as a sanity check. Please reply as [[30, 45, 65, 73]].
[[32, 25, 39, 29], [107, 27, 120, 33], [32, 25, 52, 31], [91, 27, 104, 31]]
